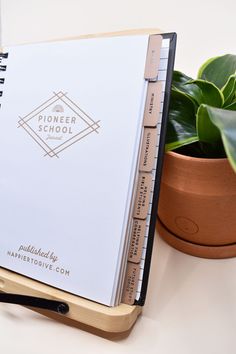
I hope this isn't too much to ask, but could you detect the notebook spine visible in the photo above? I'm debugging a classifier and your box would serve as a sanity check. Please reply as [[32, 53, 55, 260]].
[[0, 52, 8, 108]]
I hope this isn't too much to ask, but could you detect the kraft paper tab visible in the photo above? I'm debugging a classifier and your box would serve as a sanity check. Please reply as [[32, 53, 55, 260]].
[[122, 262, 140, 305], [133, 172, 152, 219], [139, 127, 158, 172], [144, 35, 162, 80], [143, 81, 162, 127], [128, 219, 146, 263]]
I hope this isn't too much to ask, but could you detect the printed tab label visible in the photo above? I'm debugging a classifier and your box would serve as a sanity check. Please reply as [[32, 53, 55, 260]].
[[139, 127, 158, 172], [128, 219, 146, 263], [133, 172, 152, 219], [143, 81, 162, 127], [144, 35, 162, 80], [122, 262, 140, 305]]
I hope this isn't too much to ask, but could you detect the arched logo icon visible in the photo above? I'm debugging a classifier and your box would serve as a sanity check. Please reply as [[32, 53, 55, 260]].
[[18, 91, 100, 158]]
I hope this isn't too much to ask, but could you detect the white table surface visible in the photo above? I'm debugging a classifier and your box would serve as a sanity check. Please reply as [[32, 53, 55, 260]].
[[0, 1, 236, 353]]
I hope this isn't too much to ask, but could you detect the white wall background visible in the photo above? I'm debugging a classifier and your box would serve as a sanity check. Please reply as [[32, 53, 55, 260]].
[[1, 0, 235, 77]]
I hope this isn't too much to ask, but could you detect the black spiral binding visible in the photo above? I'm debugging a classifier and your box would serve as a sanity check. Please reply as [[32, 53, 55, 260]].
[[0, 52, 8, 107]]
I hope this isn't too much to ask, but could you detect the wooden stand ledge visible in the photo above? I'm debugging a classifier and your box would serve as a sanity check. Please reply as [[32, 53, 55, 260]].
[[0, 268, 142, 335]]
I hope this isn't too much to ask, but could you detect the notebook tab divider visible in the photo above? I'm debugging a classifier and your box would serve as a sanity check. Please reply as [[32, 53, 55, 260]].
[[122, 34, 163, 305]]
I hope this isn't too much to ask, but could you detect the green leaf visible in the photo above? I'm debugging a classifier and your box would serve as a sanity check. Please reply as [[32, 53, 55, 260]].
[[196, 104, 221, 143], [196, 104, 225, 157], [222, 74, 236, 107], [202, 105, 236, 172], [197, 56, 219, 78], [186, 79, 224, 107], [165, 88, 198, 151], [225, 101, 236, 110], [197, 54, 236, 89], [172, 71, 200, 106], [166, 136, 199, 151], [172, 71, 193, 88]]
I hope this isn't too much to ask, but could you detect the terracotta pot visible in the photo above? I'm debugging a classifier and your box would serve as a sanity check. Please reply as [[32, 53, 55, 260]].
[[157, 151, 236, 258]]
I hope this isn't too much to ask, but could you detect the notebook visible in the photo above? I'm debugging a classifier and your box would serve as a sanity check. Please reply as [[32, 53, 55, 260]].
[[0, 32, 176, 307]]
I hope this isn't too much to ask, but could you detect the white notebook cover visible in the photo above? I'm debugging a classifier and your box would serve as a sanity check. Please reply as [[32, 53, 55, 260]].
[[0, 35, 149, 306]]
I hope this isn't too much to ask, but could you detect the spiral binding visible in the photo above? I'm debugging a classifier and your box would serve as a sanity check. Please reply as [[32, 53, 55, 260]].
[[0, 52, 8, 108]]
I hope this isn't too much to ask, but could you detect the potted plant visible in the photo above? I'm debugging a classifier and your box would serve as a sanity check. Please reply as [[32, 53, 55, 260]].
[[157, 54, 236, 258]]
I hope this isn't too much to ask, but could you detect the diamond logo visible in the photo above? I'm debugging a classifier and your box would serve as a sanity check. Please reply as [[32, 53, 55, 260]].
[[18, 91, 100, 157]]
